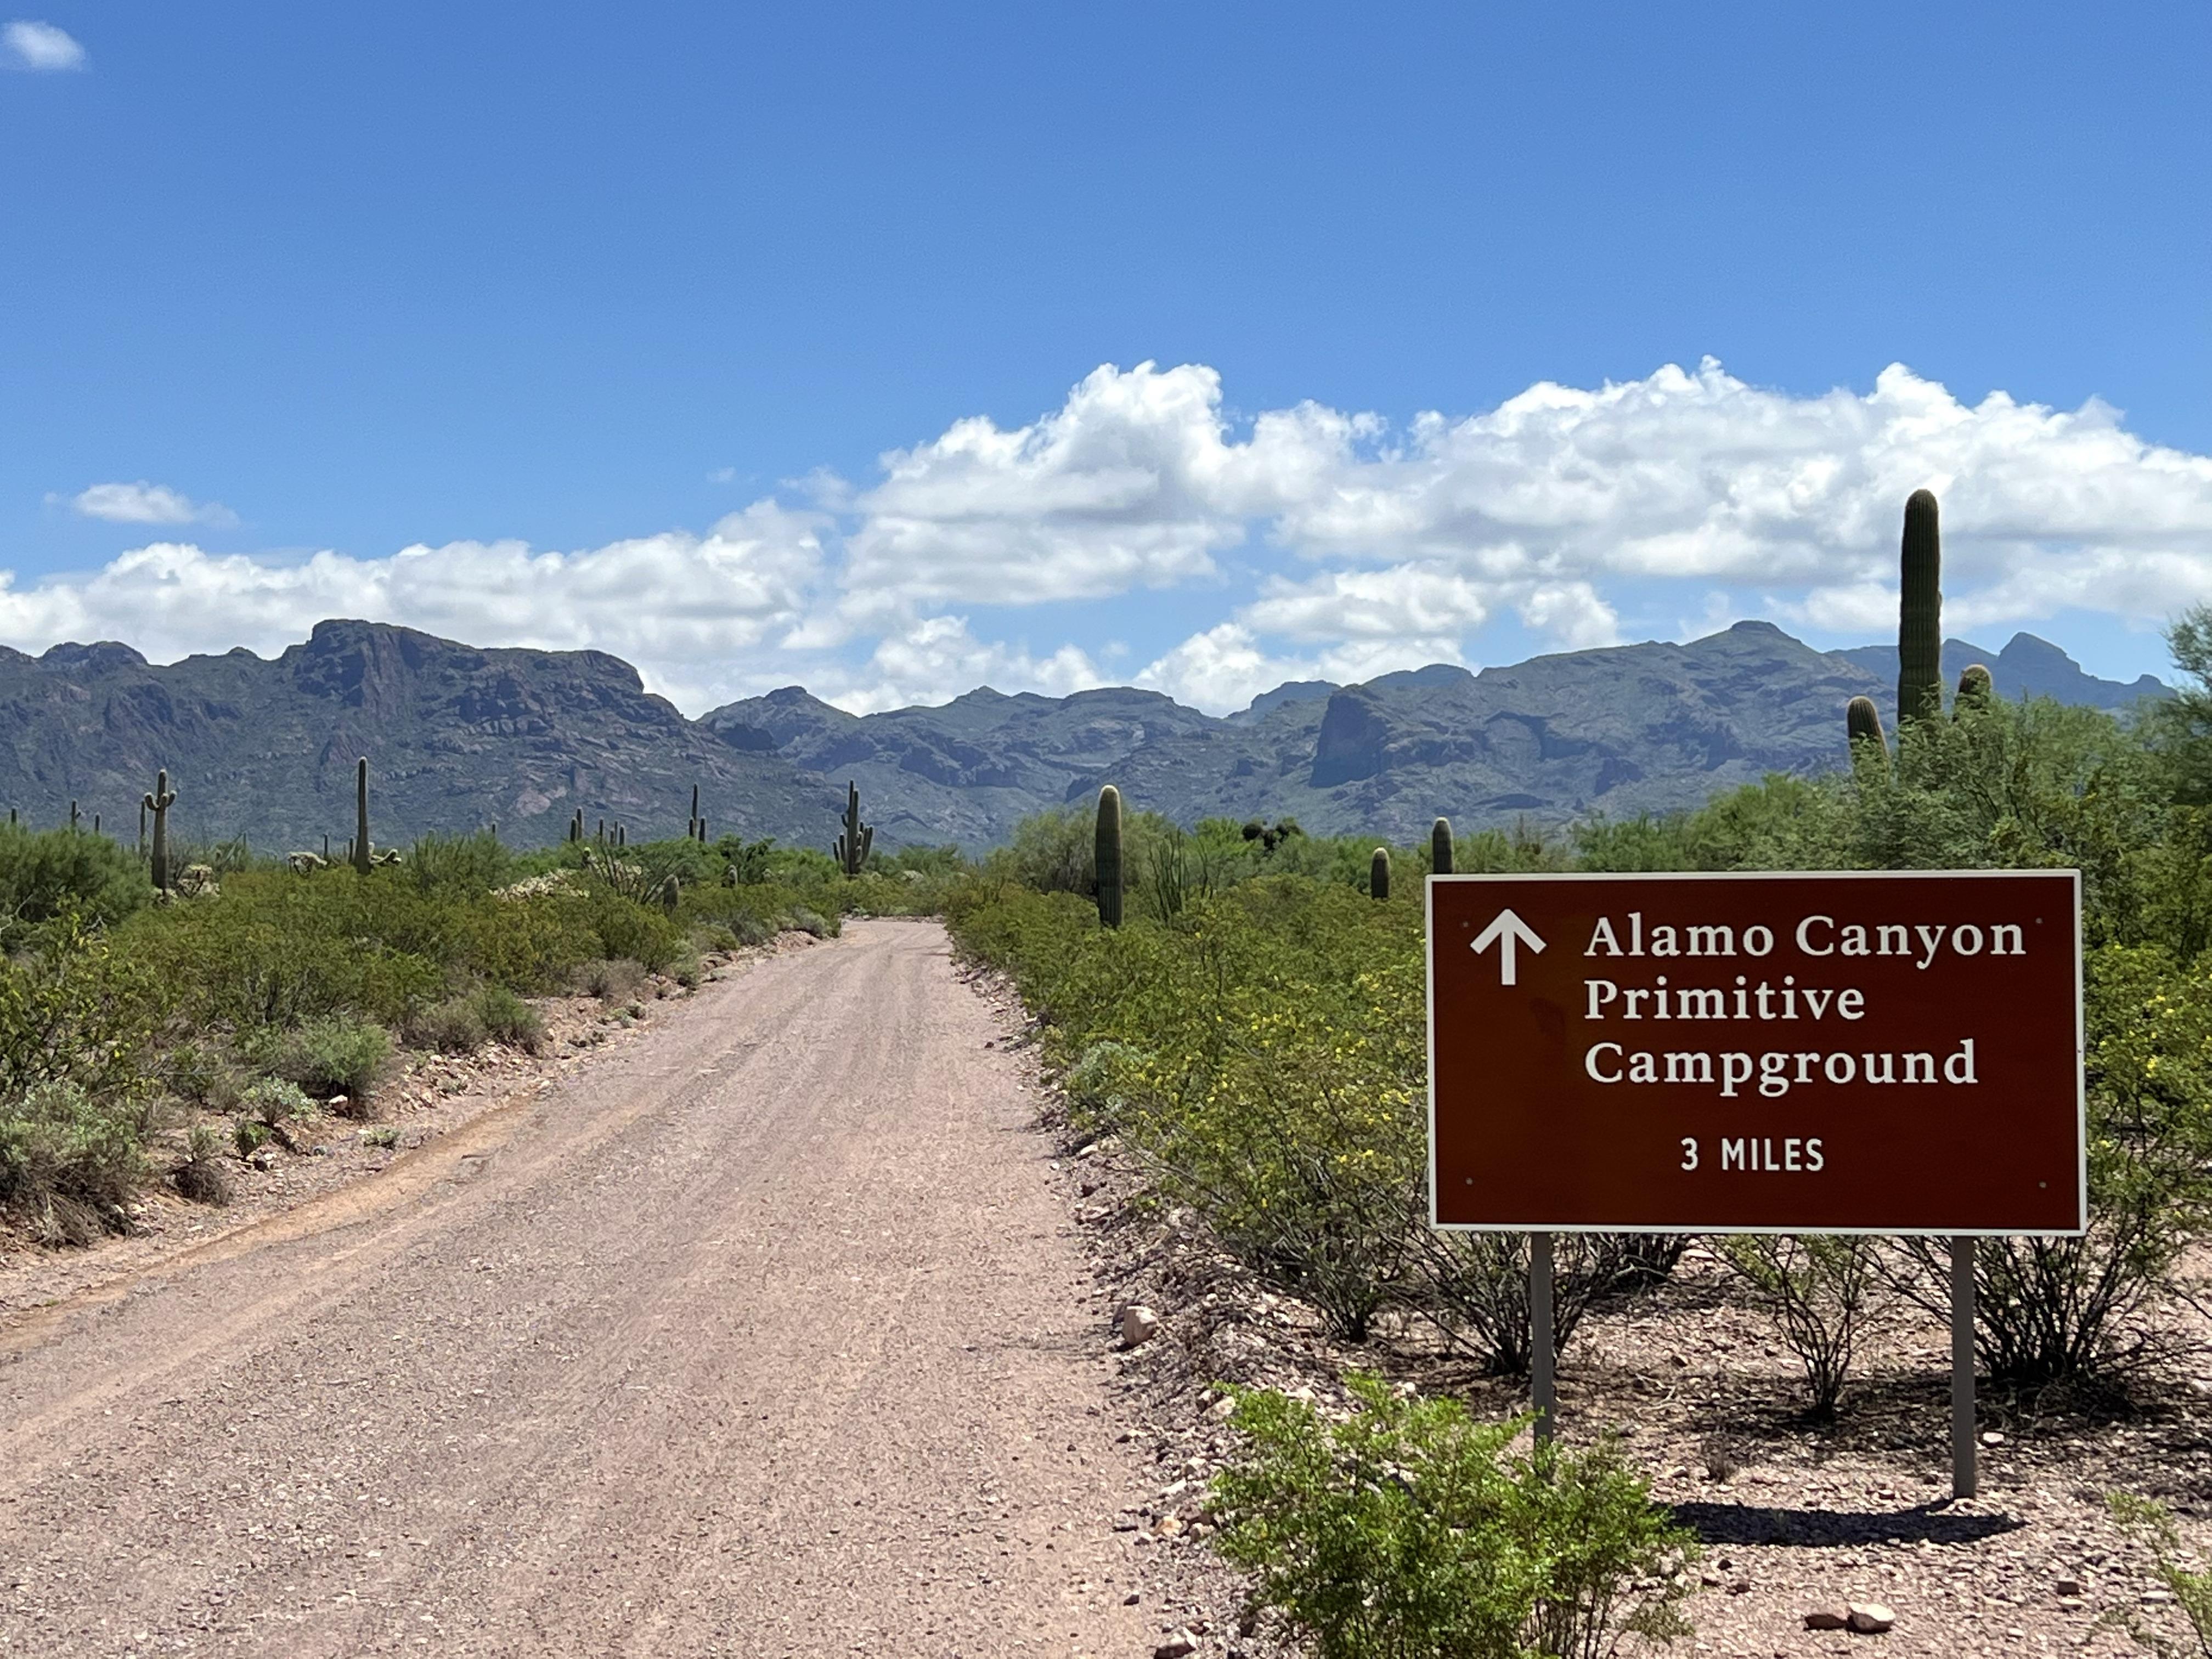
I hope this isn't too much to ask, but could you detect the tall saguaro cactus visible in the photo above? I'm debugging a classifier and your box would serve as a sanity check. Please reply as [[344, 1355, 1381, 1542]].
[[143, 769, 177, 892], [688, 784, 702, 842], [1430, 817, 1454, 876], [353, 758, 373, 874], [832, 781, 873, 876], [1370, 847, 1392, 900], [1897, 489, 1944, 727], [1094, 785, 1124, 929]]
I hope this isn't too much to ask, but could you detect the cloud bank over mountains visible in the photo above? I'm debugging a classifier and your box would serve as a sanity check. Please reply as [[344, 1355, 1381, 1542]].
[[8, 360, 2212, 715]]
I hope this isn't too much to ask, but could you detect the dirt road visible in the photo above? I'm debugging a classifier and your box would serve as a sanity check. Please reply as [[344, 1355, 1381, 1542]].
[[0, 921, 1169, 1657]]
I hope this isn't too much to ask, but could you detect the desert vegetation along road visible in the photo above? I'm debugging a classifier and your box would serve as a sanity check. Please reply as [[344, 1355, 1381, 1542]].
[[0, 921, 1162, 1658]]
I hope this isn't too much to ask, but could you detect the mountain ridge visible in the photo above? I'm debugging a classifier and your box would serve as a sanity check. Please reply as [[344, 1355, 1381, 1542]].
[[0, 619, 2168, 853]]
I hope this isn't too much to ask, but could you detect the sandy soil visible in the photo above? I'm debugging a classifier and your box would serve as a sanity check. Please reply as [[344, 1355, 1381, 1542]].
[[0, 920, 1182, 1658]]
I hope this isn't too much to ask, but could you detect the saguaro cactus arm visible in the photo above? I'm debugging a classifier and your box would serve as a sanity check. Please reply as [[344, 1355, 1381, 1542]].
[[1430, 817, 1454, 876], [1846, 695, 1889, 762], [1955, 663, 1994, 715]]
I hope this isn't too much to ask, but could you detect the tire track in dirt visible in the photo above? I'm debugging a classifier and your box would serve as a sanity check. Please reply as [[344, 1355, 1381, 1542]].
[[0, 920, 1164, 1657]]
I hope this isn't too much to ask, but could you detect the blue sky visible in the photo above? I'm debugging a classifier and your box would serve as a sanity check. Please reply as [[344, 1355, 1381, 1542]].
[[3, 3, 2208, 712]]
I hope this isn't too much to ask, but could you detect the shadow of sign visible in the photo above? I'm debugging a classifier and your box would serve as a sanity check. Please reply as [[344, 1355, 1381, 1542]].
[[1668, 1500, 2024, 1549]]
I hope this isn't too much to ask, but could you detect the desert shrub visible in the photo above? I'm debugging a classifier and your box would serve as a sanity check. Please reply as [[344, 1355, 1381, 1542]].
[[470, 983, 544, 1051], [1214, 1374, 1699, 1659], [409, 994, 487, 1054], [1402, 1232, 1627, 1376], [0, 1080, 145, 1240], [1722, 1234, 1882, 1415], [1882, 943, 2212, 1386], [407, 830, 513, 893], [2109, 1493, 2212, 1656], [786, 905, 833, 939], [692, 922, 742, 953], [161, 1039, 244, 1111], [123, 870, 442, 1028], [263, 1015, 390, 1111], [0, 917, 162, 1105], [0, 822, 153, 946], [574, 957, 647, 1003], [172, 1124, 233, 1205], [578, 884, 682, 971], [463, 893, 605, 991], [239, 1076, 318, 1149]]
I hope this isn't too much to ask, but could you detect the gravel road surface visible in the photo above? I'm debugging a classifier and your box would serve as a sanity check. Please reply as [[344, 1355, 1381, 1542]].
[[0, 920, 1166, 1657]]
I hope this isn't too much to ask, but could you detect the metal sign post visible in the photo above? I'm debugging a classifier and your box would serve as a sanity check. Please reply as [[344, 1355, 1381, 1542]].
[[1530, 1232, 1555, 1442], [1951, 1236, 1978, 1499], [1425, 870, 2085, 1475]]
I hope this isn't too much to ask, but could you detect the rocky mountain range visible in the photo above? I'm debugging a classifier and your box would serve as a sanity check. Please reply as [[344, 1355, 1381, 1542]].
[[0, 618, 2170, 854]]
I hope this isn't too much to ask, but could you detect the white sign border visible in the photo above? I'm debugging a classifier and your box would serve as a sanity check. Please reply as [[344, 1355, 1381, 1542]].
[[1424, 867, 2089, 1238]]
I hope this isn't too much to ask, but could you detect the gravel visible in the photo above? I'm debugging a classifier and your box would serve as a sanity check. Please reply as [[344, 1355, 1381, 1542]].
[[0, 921, 1172, 1656]]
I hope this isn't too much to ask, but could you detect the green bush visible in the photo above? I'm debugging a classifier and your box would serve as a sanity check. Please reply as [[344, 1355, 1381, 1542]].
[[0, 1079, 146, 1241], [0, 821, 153, 947], [409, 994, 487, 1054], [574, 957, 646, 1003], [471, 983, 544, 1051], [406, 830, 514, 893], [263, 1015, 391, 1110], [1403, 1232, 1626, 1377], [1722, 1234, 1881, 1415], [1214, 1374, 1699, 1659], [0, 917, 161, 1105], [2109, 1492, 2212, 1656], [239, 1075, 318, 1148]]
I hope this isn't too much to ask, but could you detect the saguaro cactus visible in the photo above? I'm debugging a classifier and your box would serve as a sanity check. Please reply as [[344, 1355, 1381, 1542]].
[[139, 800, 148, 860], [1094, 784, 1124, 929], [68, 800, 80, 833], [1370, 847, 1392, 900], [143, 769, 177, 891], [688, 784, 702, 842], [353, 758, 373, 874], [1955, 663, 1994, 715], [1430, 817, 1454, 876], [1898, 489, 1943, 726], [569, 810, 583, 843], [832, 781, 873, 876], [1846, 695, 1889, 763]]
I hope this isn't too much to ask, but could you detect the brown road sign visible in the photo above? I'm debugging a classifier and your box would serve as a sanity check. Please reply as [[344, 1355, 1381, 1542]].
[[1427, 871, 2085, 1234]]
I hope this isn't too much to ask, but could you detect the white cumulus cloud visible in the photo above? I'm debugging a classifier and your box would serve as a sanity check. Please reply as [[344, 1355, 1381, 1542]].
[[3, 19, 83, 70], [14, 359, 2212, 717], [0, 502, 830, 713], [69, 481, 237, 527]]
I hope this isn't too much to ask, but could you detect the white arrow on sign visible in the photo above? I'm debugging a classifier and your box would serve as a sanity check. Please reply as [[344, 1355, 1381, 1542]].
[[1471, 907, 1546, 986]]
